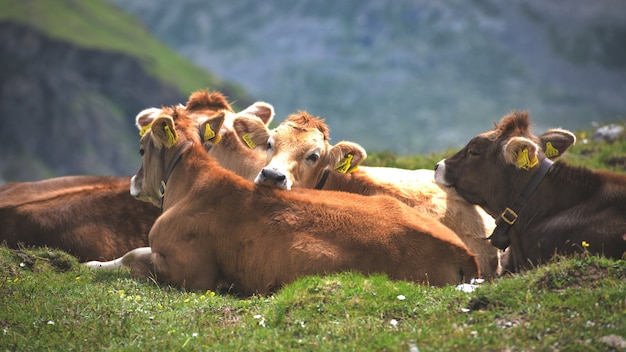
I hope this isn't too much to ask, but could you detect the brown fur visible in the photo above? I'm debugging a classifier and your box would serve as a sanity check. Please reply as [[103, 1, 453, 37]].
[[0, 176, 158, 261], [233, 111, 500, 279], [436, 111, 626, 272], [1, 90, 272, 261], [90, 106, 480, 295]]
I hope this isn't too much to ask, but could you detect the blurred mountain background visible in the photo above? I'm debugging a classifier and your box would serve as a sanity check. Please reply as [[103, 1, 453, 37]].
[[1, 0, 625, 183], [109, 0, 626, 153], [0, 0, 252, 182]]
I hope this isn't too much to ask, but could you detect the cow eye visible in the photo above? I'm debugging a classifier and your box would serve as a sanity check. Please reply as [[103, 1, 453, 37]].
[[468, 148, 480, 156], [139, 148, 145, 156], [306, 153, 320, 162]]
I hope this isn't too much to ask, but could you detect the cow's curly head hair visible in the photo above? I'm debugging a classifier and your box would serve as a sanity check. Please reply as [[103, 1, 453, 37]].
[[284, 111, 330, 141]]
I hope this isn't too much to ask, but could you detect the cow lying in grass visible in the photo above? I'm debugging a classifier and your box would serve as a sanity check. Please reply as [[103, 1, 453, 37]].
[[435, 111, 626, 272], [0, 90, 273, 261], [85, 106, 480, 294], [232, 111, 499, 279]]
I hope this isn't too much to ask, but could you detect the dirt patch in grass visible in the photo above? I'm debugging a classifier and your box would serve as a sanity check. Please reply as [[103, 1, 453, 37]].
[[533, 261, 626, 290]]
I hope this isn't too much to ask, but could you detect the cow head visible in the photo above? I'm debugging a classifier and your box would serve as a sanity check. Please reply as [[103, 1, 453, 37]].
[[135, 90, 275, 182], [434, 111, 576, 218], [131, 106, 224, 207], [233, 111, 366, 190]]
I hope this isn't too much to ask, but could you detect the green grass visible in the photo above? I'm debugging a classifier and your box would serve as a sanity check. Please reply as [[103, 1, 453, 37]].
[[0, 0, 248, 102], [0, 247, 624, 351]]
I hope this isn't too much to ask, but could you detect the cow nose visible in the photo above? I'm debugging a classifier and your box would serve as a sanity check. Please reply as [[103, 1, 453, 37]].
[[261, 168, 286, 184]]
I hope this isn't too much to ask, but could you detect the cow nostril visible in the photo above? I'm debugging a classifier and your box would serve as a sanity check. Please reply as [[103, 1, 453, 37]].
[[261, 168, 287, 184]]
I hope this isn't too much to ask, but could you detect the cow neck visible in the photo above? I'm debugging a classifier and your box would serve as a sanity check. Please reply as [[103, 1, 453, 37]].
[[488, 157, 554, 250], [158, 141, 193, 212], [315, 168, 331, 190]]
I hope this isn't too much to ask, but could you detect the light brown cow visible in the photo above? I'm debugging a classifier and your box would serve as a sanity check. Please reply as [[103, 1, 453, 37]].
[[0, 90, 273, 261], [232, 111, 500, 279], [434, 111, 626, 272], [85, 106, 480, 294]]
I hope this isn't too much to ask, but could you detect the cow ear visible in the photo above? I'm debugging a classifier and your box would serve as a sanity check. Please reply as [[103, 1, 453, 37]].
[[199, 111, 225, 145], [240, 102, 275, 126], [232, 115, 271, 150], [503, 136, 540, 170], [328, 141, 367, 174], [136, 107, 161, 136], [151, 116, 178, 148], [538, 128, 576, 159]]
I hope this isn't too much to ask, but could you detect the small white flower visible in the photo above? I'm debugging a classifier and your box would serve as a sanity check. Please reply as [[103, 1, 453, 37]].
[[461, 308, 470, 313], [47, 320, 55, 325], [390, 319, 398, 327], [397, 295, 406, 301], [456, 283, 479, 293], [253, 314, 262, 319], [19, 262, 25, 267], [192, 332, 198, 338]]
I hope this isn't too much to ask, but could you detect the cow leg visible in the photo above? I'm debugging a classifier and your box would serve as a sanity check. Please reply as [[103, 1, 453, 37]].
[[84, 247, 153, 278]]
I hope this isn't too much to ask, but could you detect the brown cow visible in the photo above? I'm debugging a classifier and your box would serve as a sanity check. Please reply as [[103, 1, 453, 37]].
[[0, 176, 159, 261], [85, 106, 480, 294], [0, 90, 273, 261], [232, 111, 500, 279], [434, 111, 626, 273]]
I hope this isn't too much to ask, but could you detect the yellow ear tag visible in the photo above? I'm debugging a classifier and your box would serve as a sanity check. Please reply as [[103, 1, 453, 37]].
[[139, 123, 153, 136], [517, 148, 538, 170], [334, 154, 354, 174], [203, 125, 221, 144], [242, 133, 256, 149], [517, 149, 531, 170], [544, 142, 560, 158], [164, 125, 178, 147]]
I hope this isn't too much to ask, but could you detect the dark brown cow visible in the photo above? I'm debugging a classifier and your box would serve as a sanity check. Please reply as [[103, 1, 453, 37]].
[[85, 106, 480, 294], [0, 90, 273, 261], [435, 111, 626, 272]]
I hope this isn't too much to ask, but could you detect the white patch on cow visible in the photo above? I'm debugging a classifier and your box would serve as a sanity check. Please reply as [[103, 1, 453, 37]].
[[130, 175, 141, 197], [83, 247, 152, 269], [434, 160, 450, 186]]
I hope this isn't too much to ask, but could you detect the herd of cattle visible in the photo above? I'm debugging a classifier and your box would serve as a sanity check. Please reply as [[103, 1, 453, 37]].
[[2, 90, 625, 295]]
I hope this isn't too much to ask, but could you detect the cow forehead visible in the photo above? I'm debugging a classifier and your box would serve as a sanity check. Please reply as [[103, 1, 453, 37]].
[[272, 124, 327, 152]]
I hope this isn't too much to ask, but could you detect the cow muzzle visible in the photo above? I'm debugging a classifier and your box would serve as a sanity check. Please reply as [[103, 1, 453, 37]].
[[255, 168, 291, 190], [434, 160, 452, 186], [130, 175, 141, 197]]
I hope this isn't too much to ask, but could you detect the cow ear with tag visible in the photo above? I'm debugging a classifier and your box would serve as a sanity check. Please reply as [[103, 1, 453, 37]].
[[503, 136, 539, 170], [151, 116, 178, 148], [233, 115, 271, 150], [199, 111, 225, 145], [538, 128, 576, 159], [328, 141, 367, 174], [135, 107, 162, 136]]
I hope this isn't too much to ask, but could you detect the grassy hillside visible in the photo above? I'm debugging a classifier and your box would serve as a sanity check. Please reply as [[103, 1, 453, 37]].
[[0, 0, 248, 102]]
